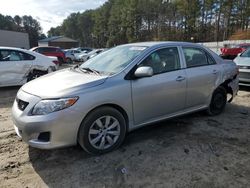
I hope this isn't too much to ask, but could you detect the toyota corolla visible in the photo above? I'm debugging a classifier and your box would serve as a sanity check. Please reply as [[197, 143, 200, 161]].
[[12, 42, 239, 154]]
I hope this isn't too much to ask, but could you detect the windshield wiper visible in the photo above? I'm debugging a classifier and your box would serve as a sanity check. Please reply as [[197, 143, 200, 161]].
[[79, 67, 100, 75]]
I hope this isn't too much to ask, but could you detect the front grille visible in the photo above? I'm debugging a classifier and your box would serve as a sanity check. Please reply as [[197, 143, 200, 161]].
[[16, 98, 29, 111], [239, 72, 250, 80], [239, 65, 250, 69]]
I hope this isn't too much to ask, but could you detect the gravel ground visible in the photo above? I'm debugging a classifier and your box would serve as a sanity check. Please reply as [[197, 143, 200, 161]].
[[0, 81, 250, 188]]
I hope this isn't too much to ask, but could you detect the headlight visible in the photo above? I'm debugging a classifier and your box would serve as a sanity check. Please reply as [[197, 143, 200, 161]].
[[31, 97, 78, 115]]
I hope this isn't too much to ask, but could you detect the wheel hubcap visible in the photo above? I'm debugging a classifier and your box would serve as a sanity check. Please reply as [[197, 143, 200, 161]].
[[88, 116, 120, 150]]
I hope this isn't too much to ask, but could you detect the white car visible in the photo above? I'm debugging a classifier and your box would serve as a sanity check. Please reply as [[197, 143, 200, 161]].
[[0, 47, 58, 87], [76, 49, 104, 62], [64, 49, 81, 63]]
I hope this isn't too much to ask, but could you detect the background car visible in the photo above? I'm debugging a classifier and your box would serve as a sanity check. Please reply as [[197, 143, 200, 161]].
[[30, 46, 66, 65], [75, 49, 105, 62], [0, 47, 58, 87], [220, 43, 250, 60], [75, 47, 93, 53], [64, 49, 81, 63], [234, 48, 250, 86]]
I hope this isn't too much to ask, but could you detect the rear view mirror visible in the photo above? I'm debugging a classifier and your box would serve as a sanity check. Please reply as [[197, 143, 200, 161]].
[[134, 66, 153, 78]]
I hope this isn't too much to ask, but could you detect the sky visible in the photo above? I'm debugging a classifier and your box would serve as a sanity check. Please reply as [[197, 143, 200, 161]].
[[1, 0, 107, 34]]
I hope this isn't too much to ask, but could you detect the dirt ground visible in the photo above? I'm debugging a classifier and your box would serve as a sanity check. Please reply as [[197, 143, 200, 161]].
[[0, 84, 250, 188]]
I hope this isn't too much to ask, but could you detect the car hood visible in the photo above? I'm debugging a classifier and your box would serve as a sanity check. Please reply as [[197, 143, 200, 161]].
[[234, 56, 250, 66], [21, 68, 108, 98]]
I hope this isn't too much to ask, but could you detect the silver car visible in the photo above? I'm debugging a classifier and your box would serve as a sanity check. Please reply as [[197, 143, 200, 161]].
[[12, 42, 239, 154], [234, 48, 250, 86]]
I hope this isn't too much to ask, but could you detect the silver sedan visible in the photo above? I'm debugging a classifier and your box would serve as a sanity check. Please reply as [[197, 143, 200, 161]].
[[12, 42, 239, 154], [234, 48, 250, 86]]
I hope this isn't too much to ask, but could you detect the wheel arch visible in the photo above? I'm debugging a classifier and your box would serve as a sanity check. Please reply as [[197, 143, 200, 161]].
[[76, 103, 130, 143], [219, 79, 234, 102]]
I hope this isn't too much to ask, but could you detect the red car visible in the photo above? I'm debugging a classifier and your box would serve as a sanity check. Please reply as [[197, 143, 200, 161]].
[[30, 46, 66, 65], [220, 43, 250, 59]]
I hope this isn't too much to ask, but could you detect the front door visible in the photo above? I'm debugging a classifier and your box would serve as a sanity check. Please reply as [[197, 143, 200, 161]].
[[131, 47, 187, 125]]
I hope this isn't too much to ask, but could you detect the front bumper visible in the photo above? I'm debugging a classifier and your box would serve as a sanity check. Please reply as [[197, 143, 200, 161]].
[[12, 89, 84, 149]]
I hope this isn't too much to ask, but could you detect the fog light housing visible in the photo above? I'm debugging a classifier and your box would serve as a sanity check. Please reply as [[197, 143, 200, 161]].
[[38, 132, 50, 142]]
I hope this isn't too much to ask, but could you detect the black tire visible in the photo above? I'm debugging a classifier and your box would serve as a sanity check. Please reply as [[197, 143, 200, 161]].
[[207, 86, 227, 116], [66, 57, 72, 64], [78, 107, 126, 155], [58, 57, 64, 65]]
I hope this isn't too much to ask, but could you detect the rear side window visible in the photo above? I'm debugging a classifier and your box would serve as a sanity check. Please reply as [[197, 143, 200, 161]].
[[39, 47, 59, 53], [183, 47, 216, 68], [45, 48, 56, 52], [0, 50, 35, 61], [19, 51, 35, 60]]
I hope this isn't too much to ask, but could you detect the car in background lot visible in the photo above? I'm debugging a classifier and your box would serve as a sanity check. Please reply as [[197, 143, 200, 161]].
[[234, 48, 250, 86], [12, 42, 239, 154], [64, 49, 81, 63], [30, 46, 66, 65], [0, 47, 58, 87], [220, 43, 250, 60], [75, 47, 93, 53], [76, 49, 105, 62]]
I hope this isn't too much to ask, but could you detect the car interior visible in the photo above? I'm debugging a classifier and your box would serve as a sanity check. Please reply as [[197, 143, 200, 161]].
[[141, 48, 180, 74]]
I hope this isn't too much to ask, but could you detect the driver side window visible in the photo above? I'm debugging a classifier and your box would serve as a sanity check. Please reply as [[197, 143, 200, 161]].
[[139, 47, 180, 75]]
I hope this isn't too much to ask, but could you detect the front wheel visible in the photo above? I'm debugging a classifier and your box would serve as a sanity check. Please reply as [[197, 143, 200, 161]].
[[207, 86, 227, 116], [78, 107, 126, 154]]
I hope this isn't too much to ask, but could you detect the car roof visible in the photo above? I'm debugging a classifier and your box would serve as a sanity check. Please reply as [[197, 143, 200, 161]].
[[239, 43, 250, 46], [122, 41, 202, 47], [0, 46, 51, 58], [33, 46, 61, 49], [0, 46, 28, 50]]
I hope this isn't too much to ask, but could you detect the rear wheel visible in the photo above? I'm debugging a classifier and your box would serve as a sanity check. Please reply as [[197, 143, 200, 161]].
[[78, 107, 126, 154], [58, 57, 64, 65], [66, 57, 72, 64], [207, 86, 227, 115]]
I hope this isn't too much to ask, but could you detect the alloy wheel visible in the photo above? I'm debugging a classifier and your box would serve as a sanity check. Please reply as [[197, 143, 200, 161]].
[[88, 116, 121, 150]]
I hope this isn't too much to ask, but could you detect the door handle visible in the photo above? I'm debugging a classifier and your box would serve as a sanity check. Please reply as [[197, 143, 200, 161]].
[[212, 70, 218, 74], [176, 76, 186, 82]]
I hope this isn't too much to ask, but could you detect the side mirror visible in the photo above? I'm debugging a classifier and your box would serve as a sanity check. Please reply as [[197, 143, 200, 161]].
[[134, 66, 153, 78]]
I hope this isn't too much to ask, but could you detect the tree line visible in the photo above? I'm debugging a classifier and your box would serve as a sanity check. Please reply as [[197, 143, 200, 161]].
[[48, 0, 250, 48], [0, 14, 45, 47]]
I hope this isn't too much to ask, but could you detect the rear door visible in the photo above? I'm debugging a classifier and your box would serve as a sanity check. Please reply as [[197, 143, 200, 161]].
[[131, 47, 187, 125], [181, 47, 219, 108], [0, 49, 34, 86]]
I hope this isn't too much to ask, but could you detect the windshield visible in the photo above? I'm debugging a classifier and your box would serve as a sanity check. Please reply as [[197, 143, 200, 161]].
[[80, 45, 147, 75], [241, 48, 250, 58]]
